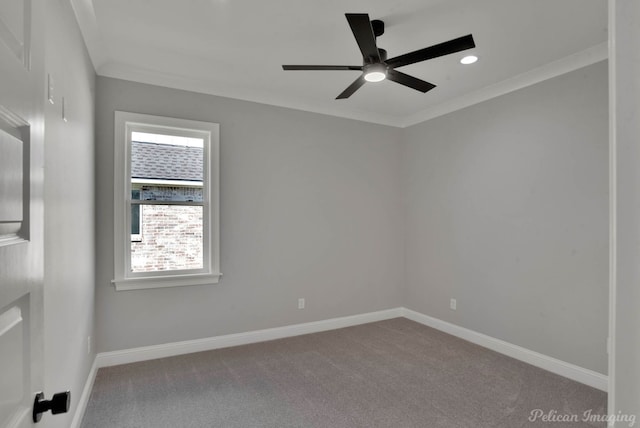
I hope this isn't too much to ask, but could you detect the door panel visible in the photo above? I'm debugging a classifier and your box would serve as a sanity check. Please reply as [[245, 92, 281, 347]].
[[0, 296, 29, 428], [0, 0, 45, 427], [0, 114, 28, 245], [0, 126, 23, 223]]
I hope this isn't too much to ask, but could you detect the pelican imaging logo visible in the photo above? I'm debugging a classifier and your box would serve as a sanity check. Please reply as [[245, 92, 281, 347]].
[[528, 409, 636, 426]]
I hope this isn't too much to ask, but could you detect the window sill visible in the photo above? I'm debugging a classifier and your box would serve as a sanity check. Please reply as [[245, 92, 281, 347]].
[[112, 272, 222, 291]]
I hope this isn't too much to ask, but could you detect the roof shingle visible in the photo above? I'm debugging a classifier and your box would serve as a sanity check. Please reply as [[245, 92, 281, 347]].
[[131, 141, 203, 182]]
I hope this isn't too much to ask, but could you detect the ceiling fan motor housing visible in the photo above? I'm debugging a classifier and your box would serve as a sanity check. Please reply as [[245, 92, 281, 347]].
[[364, 62, 388, 76], [371, 19, 385, 38]]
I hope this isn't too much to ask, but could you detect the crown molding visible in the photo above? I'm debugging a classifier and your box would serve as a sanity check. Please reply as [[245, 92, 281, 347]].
[[97, 42, 608, 129], [69, 1, 607, 128], [402, 42, 608, 128], [97, 62, 405, 127], [80, 21, 607, 130]]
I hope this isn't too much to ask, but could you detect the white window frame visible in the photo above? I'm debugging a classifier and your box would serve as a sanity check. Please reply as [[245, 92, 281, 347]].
[[113, 111, 221, 291]]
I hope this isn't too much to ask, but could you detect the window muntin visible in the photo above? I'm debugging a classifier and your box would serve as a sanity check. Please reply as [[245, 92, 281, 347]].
[[113, 112, 220, 290]]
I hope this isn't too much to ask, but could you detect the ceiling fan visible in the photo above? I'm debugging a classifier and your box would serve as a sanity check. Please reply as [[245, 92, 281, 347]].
[[282, 13, 476, 99]]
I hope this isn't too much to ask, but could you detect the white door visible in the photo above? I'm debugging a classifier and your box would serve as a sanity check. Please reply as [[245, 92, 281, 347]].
[[0, 0, 46, 427]]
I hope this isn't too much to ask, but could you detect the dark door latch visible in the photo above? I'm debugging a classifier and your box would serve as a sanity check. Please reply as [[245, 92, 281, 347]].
[[33, 391, 70, 423]]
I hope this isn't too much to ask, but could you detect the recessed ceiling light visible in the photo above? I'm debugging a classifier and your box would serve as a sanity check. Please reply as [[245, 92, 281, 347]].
[[460, 55, 478, 65]]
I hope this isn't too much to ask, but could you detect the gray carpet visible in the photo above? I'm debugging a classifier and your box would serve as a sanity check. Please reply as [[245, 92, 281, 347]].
[[81, 318, 606, 427]]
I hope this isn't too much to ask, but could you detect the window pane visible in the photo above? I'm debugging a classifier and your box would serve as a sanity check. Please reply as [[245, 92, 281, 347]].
[[131, 205, 203, 273], [130, 134, 203, 183], [131, 189, 141, 235]]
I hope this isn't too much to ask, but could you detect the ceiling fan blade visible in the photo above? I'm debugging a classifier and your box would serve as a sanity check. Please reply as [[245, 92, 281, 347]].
[[386, 34, 475, 68], [387, 69, 436, 93], [336, 75, 366, 99], [282, 65, 363, 71], [345, 13, 380, 62]]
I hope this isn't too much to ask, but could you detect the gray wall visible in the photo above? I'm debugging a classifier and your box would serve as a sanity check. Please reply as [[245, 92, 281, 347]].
[[611, 0, 640, 421], [43, 1, 96, 427], [402, 61, 609, 374], [94, 63, 609, 377], [95, 77, 405, 352]]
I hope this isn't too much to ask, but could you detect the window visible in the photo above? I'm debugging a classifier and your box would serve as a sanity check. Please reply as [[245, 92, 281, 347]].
[[113, 112, 221, 290]]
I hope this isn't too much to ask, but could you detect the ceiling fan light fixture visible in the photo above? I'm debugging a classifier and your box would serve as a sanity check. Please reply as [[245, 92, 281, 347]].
[[363, 63, 387, 82], [364, 71, 386, 82]]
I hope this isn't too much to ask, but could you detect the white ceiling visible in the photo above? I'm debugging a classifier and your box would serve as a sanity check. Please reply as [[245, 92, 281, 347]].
[[70, 0, 608, 127]]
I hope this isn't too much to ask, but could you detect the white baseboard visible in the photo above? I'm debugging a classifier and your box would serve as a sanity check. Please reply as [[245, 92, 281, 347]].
[[95, 308, 403, 368], [70, 357, 98, 428], [401, 308, 608, 392], [74, 305, 606, 427]]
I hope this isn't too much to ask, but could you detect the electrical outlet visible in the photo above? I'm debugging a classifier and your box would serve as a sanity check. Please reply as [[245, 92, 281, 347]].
[[87, 336, 91, 355], [450, 298, 457, 310], [298, 298, 305, 309]]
